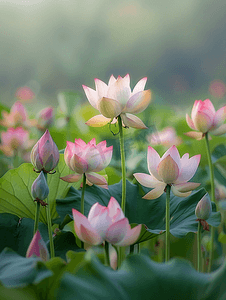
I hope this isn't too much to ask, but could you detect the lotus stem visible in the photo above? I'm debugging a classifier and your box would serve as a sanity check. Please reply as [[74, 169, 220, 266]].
[[44, 172, 55, 258], [33, 201, 41, 235], [204, 132, 215, 273], [105, 241, 110, 266], [80, 173, 87, 249], [197, 221, 202, 272], [118, 115, 126, 213], [165, 184, 171, 262]]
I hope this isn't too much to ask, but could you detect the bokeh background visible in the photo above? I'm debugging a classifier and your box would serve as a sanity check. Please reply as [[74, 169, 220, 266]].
[[1, 0, 226, 110]]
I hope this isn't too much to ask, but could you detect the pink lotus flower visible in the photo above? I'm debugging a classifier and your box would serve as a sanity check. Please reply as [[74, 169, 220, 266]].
[[83, 74, 151, 129], [0, 127, 34, 156], [147, 127, 182, 147], [134, 145, 201, 199], [0, 101, 31, 128], [72, 197, 141, 246], [37, 106, 54, 130], [30, 129, 59, 173], [186, 99, 226, 140], [15, 86, 35, 101], [26, 230, 49, 261], [60, 138, 113, 186]]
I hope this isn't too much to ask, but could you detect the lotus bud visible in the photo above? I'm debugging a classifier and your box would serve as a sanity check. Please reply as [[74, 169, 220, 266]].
[[30, 129, 59, 173], [31, 171, 49, 201], [195, 193, 212, 220], [37, 107, 54, 130], [26, 230, 49, 261]]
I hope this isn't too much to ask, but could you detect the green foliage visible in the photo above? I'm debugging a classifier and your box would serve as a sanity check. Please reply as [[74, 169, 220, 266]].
[[56, 250, 226, 300], [0, 154, 81, 224], [56, 181, 221, 243]]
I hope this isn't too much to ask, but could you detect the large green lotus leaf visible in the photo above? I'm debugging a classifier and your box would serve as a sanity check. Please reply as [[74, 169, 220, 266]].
[[0, 154, 81, 224], [0, 248, 52, 288], [56, 181, 221, 243], [0, 213, 48, 256], [56, 250, 226, 300]]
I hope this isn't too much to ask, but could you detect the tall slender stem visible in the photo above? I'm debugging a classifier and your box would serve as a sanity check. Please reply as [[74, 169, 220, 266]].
[[44, 173, 55, 258], [33, 202, 41, 235], [165, 184, 171, 262], [118, 115, 126, 213], [81, 173, 86, 215], [105, 242, 110, 266], [197, 221, 202, 272], [80, 173, 86, 249], [204, 132, 215, 273]]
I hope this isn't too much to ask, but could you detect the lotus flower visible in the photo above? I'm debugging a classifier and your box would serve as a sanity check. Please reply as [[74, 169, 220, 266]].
[[30, 129, 59, 173], [0, 101, 31, 128], [195, 193, 212, 220], [31, 171, 49, 201], [26, 230, 49, 261], [83, 74, 151, 129], [15, 86, 35, 101], [37, 106, 54, 130], [147, 127, 182, 147], [186, 99, 226, 140], [134, 145, 201, 199], [0, 127, 34, 156], [60, 138, 113, 186], [72, 197, 141, 246]]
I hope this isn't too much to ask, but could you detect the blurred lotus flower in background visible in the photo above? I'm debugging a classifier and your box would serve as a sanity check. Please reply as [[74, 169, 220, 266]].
[[31, 171, 49, 202], [185, 99, 226, 140], [30, 129, 59, 173], [36, 106, 54, 131], [26, 230, 49, 261], [134, 145, 201, 199], [195, 193, 212, 220], [83, 74, 151, 129], [61, 138, 112, 186], [0, 127, 34, 156], [0, 101, 31, 128], [147, 127, 182, 147], [15, 86, 35, 102], [209, 80, 226, 98], [72, 197, 141, 246]]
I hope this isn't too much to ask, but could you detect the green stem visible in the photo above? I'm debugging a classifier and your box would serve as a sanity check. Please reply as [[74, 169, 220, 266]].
[[33, 202, 41, 235], [197, 221, 202, 272], [130, 244, 135, 254], [204, 133, 215, 273], [105, 242, 110, 266], [208, 226, 215, 273], [80, 173, 86, 249], [118, 115, 126, 213], [165, 184, 171, 262], [81, 173, 86, 215], [204, 133, 215, 203], [44, 173, 55, 258]]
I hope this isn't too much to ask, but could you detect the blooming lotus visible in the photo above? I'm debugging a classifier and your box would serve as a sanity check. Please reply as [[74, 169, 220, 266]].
[[72, 197, 141, 246], [134, 145, 201, 199], [0, 127, 34, 156], [30, 129, 59, 173], [60, 138, 112, 186], [83, 74, 151, 129], [26, 230, 49, 261], [147, 127, 182, 147], [186, 99, 226, 140], [0, 101, 31, 128]]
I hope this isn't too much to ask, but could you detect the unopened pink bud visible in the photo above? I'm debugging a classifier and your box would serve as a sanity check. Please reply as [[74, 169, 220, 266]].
[[195, 193, 212, 220], [31, 171, 49, 200], [30, 130, 59, 172], [37, 107, 54, 129], [26, 230, 49, 261]]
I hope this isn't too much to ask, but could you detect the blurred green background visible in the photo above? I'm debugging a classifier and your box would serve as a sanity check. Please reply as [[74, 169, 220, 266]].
[[1, 0, 226, 110]]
